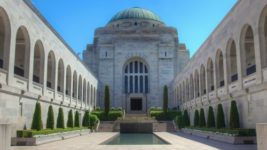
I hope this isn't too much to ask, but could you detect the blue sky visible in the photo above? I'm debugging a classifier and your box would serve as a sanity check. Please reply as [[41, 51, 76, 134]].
[[31, 0, 237, 57]]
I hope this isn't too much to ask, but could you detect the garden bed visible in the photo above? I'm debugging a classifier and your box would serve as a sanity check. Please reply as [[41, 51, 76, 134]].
[[12, 128, 90, 146], [181, 128, 256, 144]]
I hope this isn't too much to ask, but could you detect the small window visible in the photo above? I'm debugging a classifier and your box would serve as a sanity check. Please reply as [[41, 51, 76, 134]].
[[105, 51, 107, 57], [165, 52, 167, 57]]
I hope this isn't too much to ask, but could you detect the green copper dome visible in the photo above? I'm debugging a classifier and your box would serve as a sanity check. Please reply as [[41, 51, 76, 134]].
[[109, 7, 162, 23]]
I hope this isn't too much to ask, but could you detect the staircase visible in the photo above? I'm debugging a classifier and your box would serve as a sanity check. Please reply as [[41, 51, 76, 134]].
[[97, 114, 177, 132]]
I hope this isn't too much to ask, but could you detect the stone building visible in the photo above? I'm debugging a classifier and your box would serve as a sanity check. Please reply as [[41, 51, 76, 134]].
[[83, 7, 189, 113], [171, 0, 267, 128], [0, 0, 98, 149]]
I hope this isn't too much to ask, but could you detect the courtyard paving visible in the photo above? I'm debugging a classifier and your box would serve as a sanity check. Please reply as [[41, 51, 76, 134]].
[[11, 132, 257, 150]]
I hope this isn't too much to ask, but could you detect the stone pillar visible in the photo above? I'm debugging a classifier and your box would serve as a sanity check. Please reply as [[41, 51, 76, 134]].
[[0, 124, 11, 150], [256, 123, 267, 150]]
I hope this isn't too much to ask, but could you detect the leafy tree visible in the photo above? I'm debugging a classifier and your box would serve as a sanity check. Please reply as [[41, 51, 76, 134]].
[[46, 105, 54, 129], [31, 102, 43, 131], [229, 100, 240, 129], [104, 85, 110, 116], [216, 104, 225, 129], [194, 110, 200, 127], [199, 108, 206, 127], [67, 109, 74, 128], [183, 110, 190, 126], [163, 85, 168, 114], [207, 106, 215, 128], [56, 107, 65, 129], [82, 110, 90, 127], [74, 111, 80, 127]]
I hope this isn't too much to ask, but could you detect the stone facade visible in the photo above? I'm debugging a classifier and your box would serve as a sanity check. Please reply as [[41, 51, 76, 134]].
[[171, 0, 267, 129], [83, 9, 189, 113], [0, 1, 98, 149]]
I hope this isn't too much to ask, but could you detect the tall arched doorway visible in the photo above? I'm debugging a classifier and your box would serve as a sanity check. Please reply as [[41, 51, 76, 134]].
[[123, 58, 149, 113]]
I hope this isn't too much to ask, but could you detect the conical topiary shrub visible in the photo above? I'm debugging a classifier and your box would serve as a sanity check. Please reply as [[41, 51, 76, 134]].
[[194, 110, 200, 127], [82, 110, 90, 127], [163, 85, 168, 114], [207, 106, 215, 128], [74, 111, 80, 127], [199, 108, 206, 127], [31, 102, 43, 131], [56, 107, 65, 129], [104, 85, 110, 116], [183, 110, 190, 127], [67, 109, 74, 128], [229, 100, 240, 129], [216, 104, 225, 129], [46, 105, 54, 129]]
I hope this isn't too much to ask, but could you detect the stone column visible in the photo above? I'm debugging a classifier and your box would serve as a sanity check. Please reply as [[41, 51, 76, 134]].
[[256, 123, 267, 150], [0, 124, 11, 150]]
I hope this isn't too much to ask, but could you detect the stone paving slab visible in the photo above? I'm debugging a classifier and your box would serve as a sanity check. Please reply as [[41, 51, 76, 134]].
[[11, 132, 257, 150]]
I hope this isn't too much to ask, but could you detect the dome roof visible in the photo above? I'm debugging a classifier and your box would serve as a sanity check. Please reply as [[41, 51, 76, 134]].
[[108, 7, 162, 24]]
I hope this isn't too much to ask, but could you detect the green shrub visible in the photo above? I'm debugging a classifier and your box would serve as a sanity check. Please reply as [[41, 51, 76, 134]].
[[67, 109, 74, 128], [104, 85, 110, 116], [163, 85, 168, 114], [31, 102, 43, 131], [95, 107, 101, 111], [194, 110, 199, 127], [92, 110, 123, 121], [46, 105, 54, 129], [74, 111, 80, 127], [56, 107, 65, 129], [150, 110, 181, 121], [199, 108, 206, 127], [82, 110, 90, 127], [207, 106, 215, 128], [89, 114, 99, 129], [216, 104, 225, 129], [230, 100, 240, 129], [149, 107, 162, 112], [175, 115, 184, 129], [183, 110, 190, 127]]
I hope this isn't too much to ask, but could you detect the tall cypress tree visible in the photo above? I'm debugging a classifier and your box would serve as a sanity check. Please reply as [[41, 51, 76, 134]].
[[163, 85, 168, 114], [216, 104, 225, 129], [207, 106, 215, 128], [46, 105, 54, 129], [199, 108, 206, 127], [194, 110, 200, 127], [31, 102, 43, 131], [229, 100, 240, 129], [57, 107, 65, 129], [74, 111, 80, 127], [67, 109, 74, 128], [183, 110, 190, 126], [104, 86, 110, 116]]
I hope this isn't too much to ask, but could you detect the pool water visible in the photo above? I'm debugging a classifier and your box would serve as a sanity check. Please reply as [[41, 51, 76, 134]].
[[102, 133, 170, 145]]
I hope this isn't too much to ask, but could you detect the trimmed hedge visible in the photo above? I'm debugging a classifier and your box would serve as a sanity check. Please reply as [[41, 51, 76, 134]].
[[199, 108, 206, 127], [207, 106, 215, 128], [89, 114, 99, 129], [185, 127, 256, 137], [216, 104, 225, 129], [31, 102, 43, 131], [194, 110, 199, 127], [46, 105, 54, 129], [67, 110, 74, 128], [92, 110, 123, 121], [74, 111, 80, 127], [150, 110, 181, 121], [230, 100, 240, 129], [57, 107, 65, 129], [17, 127, 87, 138]]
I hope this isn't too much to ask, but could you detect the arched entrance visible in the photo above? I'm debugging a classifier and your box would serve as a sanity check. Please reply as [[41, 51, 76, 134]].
[[123, 58, 149, 113]]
